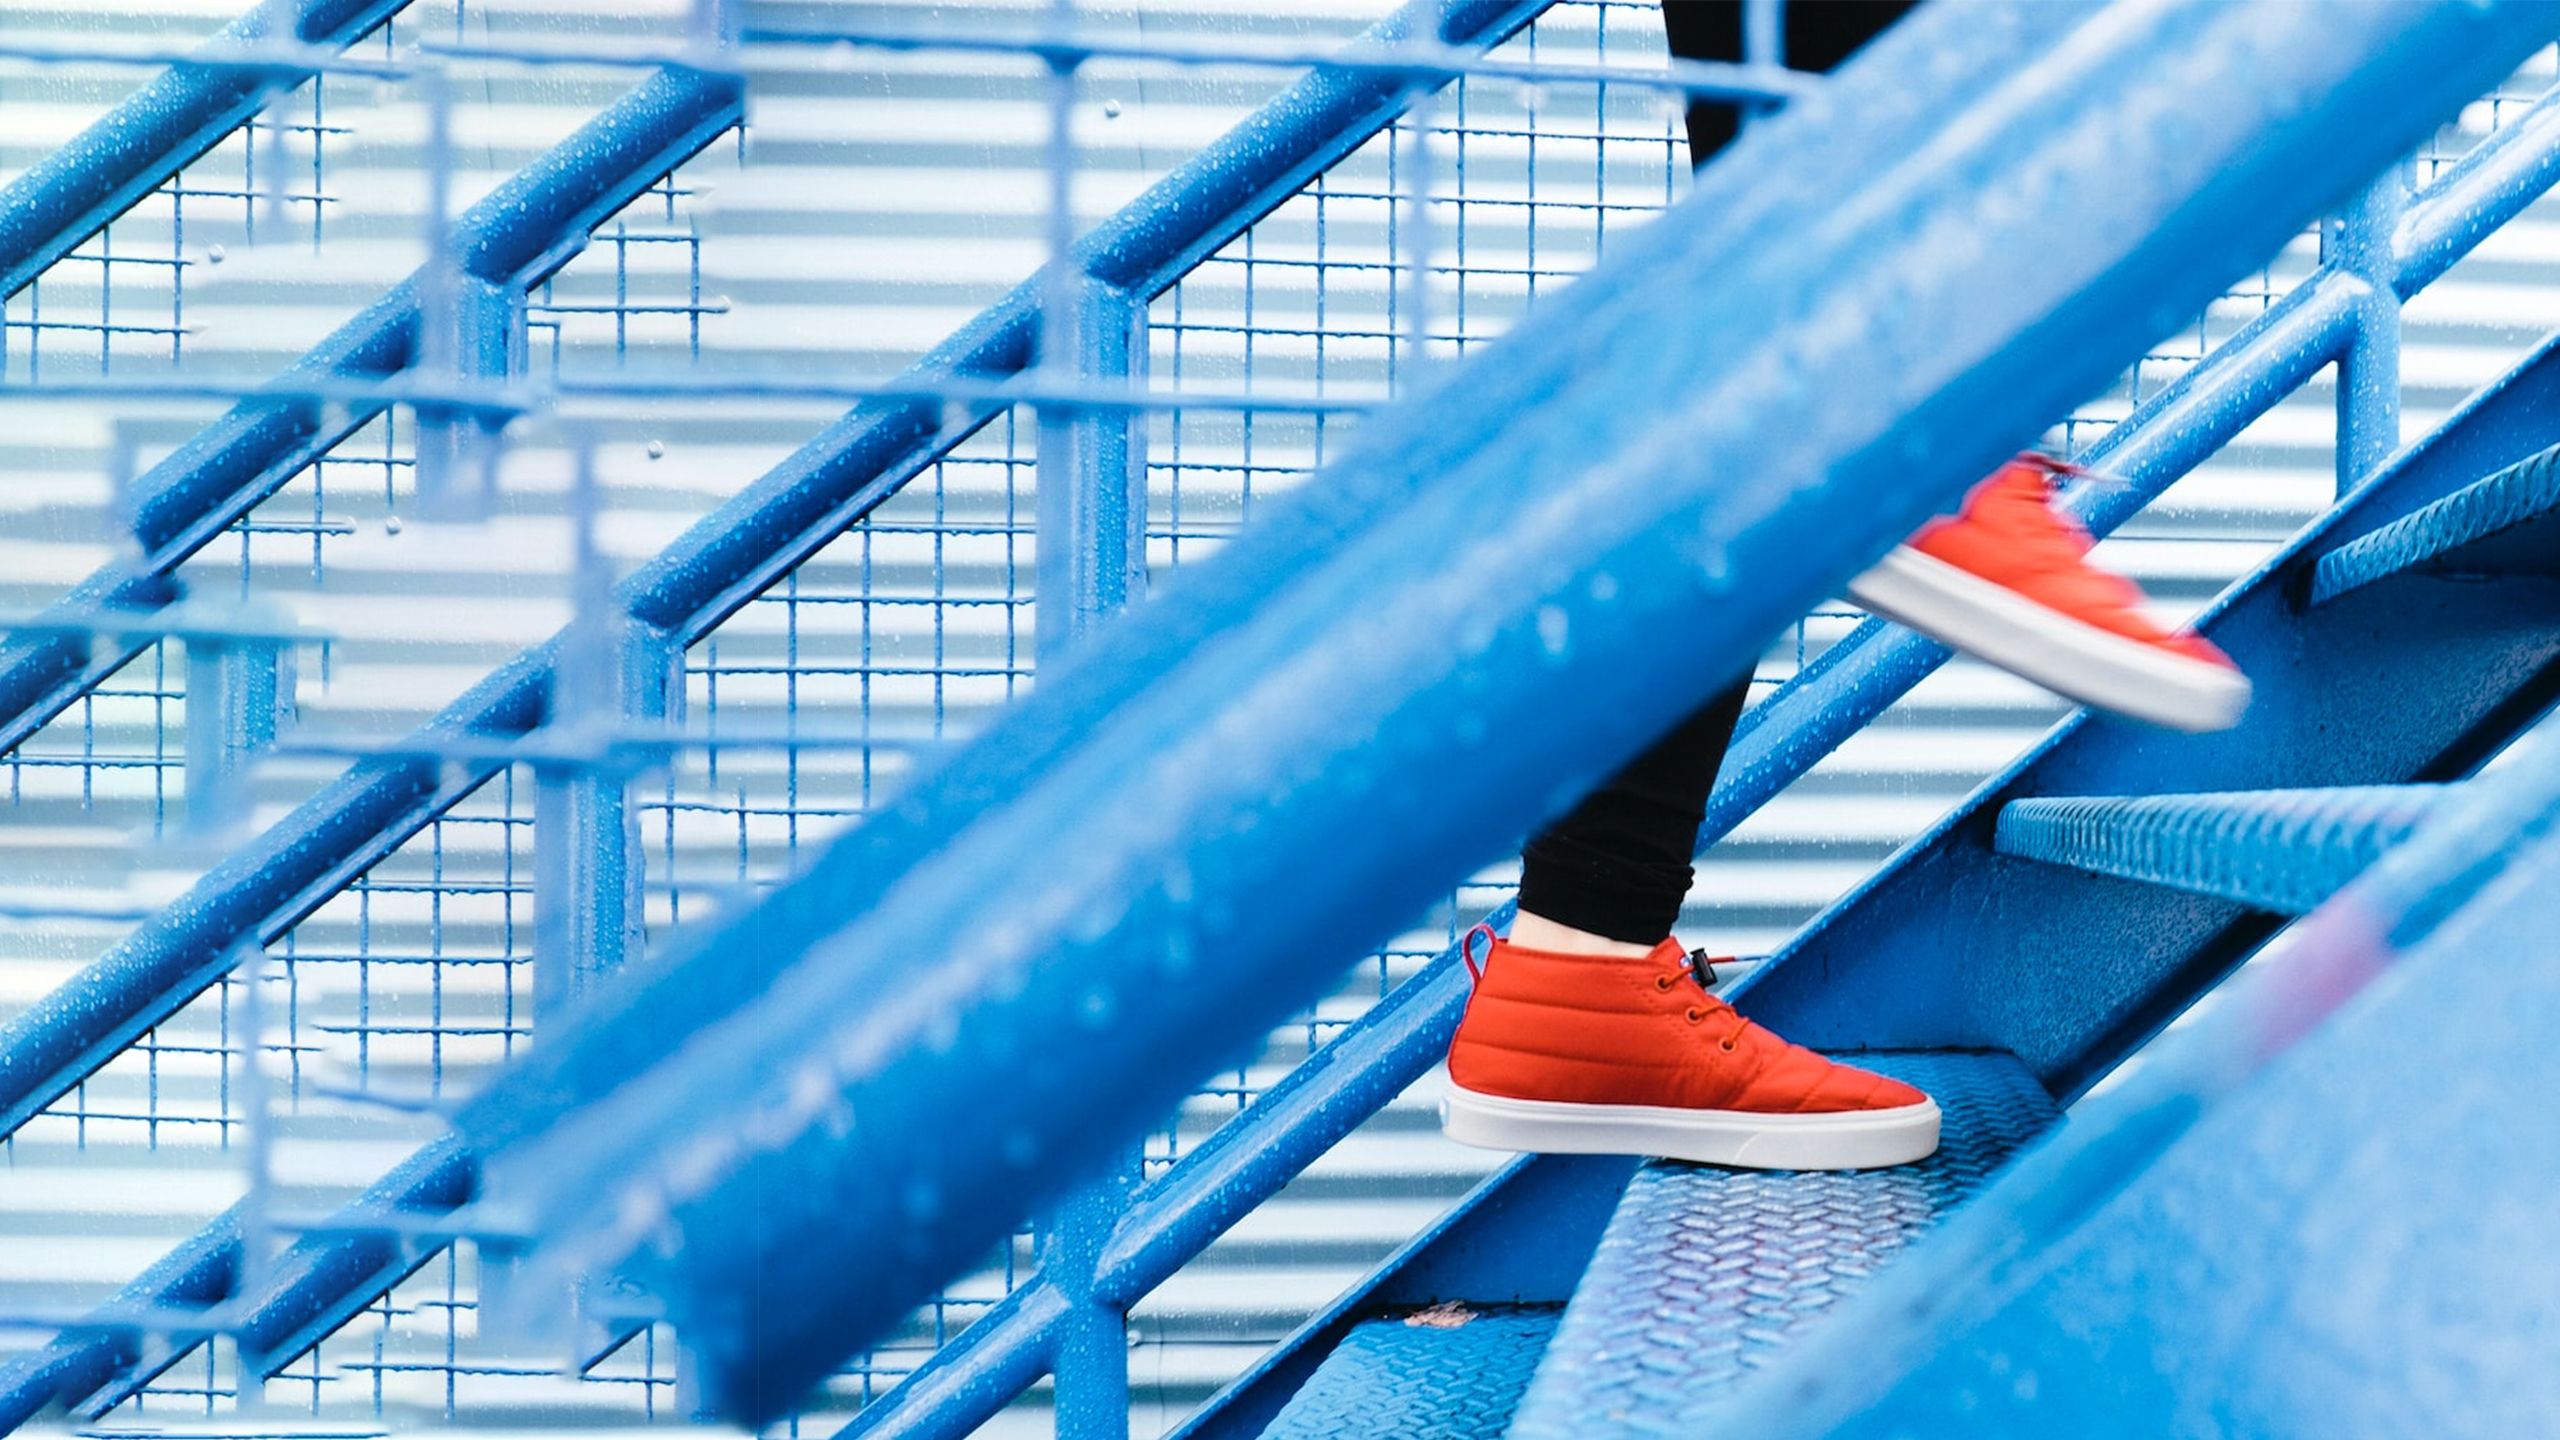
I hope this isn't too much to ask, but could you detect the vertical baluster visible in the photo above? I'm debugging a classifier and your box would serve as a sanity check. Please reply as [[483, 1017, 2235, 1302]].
[[1034, 6, 1146, 1430], [2328, 166, 2409, 496]]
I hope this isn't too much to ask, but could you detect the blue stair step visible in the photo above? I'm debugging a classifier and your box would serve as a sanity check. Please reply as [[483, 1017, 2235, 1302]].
[[1254, 1304, 1560, 1440], [2312, 443, 2560, 603], [1993, 784, 2444, 915], [1506, 1051, 2057, 1440]]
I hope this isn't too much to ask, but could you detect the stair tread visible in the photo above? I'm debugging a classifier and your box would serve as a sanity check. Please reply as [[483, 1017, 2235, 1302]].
[[1507, 1051, 2057, 1440], [2313, 442, 2560, 602], [1256, 1304, 1560, 1440], [1994, 783, 2446, 915]]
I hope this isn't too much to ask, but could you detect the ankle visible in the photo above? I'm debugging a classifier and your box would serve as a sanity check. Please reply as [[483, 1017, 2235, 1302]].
[[1507, 910, 1660, 959]]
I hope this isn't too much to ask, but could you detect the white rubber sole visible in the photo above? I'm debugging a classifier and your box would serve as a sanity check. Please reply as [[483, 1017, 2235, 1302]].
[[1847, 545, 2250, 733], [1442, 1085, 1942, 1171]]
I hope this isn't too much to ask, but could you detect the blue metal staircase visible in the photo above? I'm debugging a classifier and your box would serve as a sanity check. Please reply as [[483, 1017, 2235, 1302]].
[[7, 0, 2560, 1435]]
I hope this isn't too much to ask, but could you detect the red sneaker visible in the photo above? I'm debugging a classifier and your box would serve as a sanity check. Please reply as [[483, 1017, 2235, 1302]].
[[1441, 929, 1939, 1171], [1847, 455, 2249, 733]]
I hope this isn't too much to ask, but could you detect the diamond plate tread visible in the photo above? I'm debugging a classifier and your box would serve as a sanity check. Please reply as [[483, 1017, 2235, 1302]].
[[1255, 1305, 1561, 1440], [1994, 784, 2443, 915], [2312, 441, 2560, 602], [1507, 1051, 2057, 1440]]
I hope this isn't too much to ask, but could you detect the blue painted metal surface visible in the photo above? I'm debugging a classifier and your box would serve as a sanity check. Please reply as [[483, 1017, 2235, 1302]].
[[433, 1, 2559, 1422], [1993, 784, 2444, 915], [1256, 1307, 1559, 1440], [1695, 713, 2560, 1440], [2312, 439, 2560, 602], [0, 0, 411, 301], [1506, 1052, 2058, 1440]]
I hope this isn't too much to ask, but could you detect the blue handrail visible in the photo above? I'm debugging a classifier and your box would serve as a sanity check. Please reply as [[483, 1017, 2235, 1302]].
[[0, 0, 412, 300], [0, 65, 745, 762], [446, 0, 2560, 1421]]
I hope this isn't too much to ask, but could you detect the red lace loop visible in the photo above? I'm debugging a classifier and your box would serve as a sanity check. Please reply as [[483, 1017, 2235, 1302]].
[[1460, 922, 1498, 984]]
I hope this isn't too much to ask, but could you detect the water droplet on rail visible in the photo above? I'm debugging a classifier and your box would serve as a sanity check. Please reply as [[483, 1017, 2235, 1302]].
[[206, 244, 226, 265], [645, 439, 666, 460], [1102, 98, 1123, 119], [1536, 604, 1569, 657]]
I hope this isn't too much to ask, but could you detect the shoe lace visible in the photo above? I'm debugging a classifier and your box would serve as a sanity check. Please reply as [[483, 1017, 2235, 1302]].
[[1675, 948, 1752, 1051]]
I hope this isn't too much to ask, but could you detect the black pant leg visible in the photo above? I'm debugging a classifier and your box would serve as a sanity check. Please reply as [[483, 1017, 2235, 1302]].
[[1511, 0, 1915, 946]]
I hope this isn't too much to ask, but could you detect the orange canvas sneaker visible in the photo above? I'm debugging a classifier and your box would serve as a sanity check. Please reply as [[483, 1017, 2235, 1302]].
[[1441, 927, 1940, 1171], [1848, 454, 2250, 732]]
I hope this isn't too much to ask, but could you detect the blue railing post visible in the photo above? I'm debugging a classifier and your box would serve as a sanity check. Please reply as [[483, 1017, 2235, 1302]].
[[1033, 262, 1150, 1440], [414, 272, 524, 522], [1034, 281, 1150, 654], [181, 602, 297, 837], [533, 450, 671, 1021], [2328, 168, 2408, 495]]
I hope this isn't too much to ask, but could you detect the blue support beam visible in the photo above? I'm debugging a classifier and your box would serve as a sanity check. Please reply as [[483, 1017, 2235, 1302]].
[[1701, 713, 2560, 1440], [1993, 784, 2444, 915], [437, 1, 2558, 1421], [0, 0, 413, 301]]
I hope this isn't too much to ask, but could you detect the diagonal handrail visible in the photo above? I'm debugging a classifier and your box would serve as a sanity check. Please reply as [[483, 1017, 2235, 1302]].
[[440, 0, 2560, 1421], [0, 64, 745, 761], [0, 0, 414, 301]]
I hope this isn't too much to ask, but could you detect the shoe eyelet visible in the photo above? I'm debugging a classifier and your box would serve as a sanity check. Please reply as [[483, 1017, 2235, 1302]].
[[1654, 974, 1677, 991], [1718, 1038, 1737, 1053], [1684, 1005, 1704, 1023]]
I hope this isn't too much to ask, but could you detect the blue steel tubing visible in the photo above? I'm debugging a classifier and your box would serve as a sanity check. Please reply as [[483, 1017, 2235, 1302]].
[[0, 0, 412, 300], [444, 1, 2560, 1420], [1700, 708, 2560, 1440], [0, 66, 745, 764]]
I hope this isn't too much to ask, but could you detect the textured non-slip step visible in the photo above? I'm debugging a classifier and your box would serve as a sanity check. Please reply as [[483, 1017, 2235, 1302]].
[[1507, 1051, 2058, 1440], [2312, 442, 2560, 602], [1994, 784, 2444, 915], [1255, 1304, 1561, 1440]]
